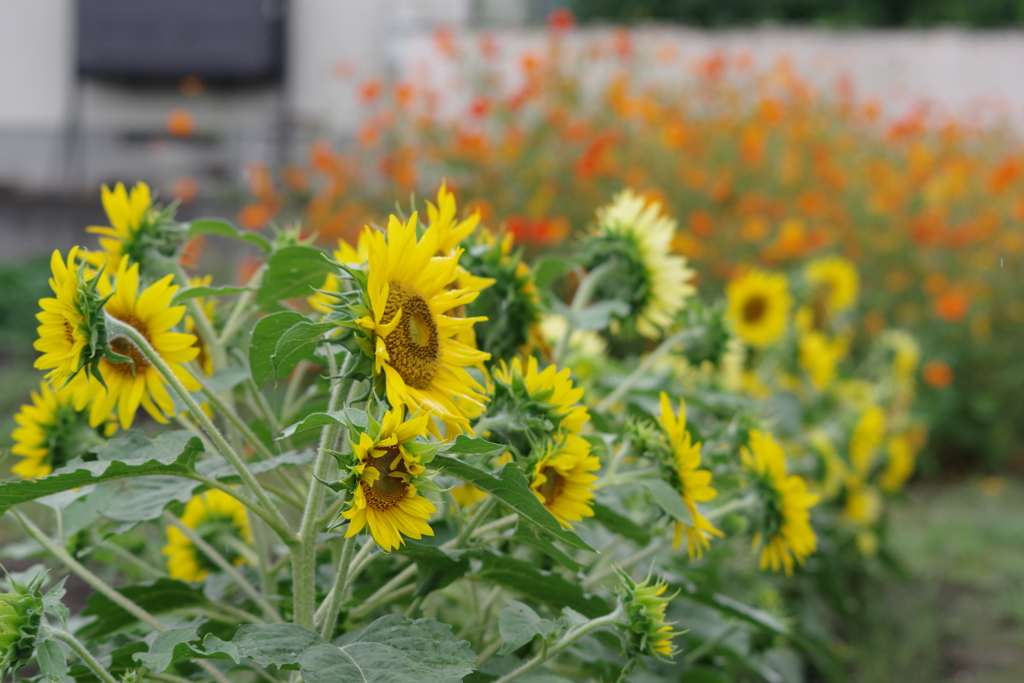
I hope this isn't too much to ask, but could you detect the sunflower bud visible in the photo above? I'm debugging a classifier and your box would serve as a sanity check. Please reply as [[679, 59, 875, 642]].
[[617, 571, 681, 662], [0, 575, 44, 680]]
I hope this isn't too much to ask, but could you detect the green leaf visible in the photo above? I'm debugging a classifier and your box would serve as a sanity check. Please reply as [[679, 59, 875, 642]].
[[133, 624, 201, 673], [93, 476, 201, 528], [198, 449, 315, 482], [440, 435, 504, 457], [0, 431, 203, 513], [42, 578, 69, 626], [78, 579, 208, 640], [474, 550, 609, 618], [639, 478, 694, 526], [189, 218, 271, 252], [231, 623, 327, 670], [272, 321, 335, 378], [69, 642, 148, 683], [171, 285, 251, 306], [36, 639, 67, 682], [257, 245, 335, 310], [532, 256, 568, 290], [569, 300, 630, 331], [591, 501, 651, 545], [299, 615, 475, 683], [249, 311, 307, 387], [394, 543, 471, 598], [498, 601, 562, 655], [432, 456, 594, 553], [203, 366, 251, 394], [279, 409, 370, 439], [511, 523, 583, 571]]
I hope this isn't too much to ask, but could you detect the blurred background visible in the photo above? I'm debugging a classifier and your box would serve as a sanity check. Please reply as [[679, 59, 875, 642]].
[[3, 1, 1024, 681]]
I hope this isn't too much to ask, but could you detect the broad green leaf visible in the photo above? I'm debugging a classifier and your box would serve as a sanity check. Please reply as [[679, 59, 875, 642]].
[[300, 615, 474, 683], [133, 624, 201, 673], [78, 579, 208, 640], [432, 456, 594, 553], [42, 577, 69, 626], [498, 601, 562, 655], [189, 218, 271, 252], [511, 523, 583, 571], [203, 366, 251, 394], [569, 300, 630, 331], [279, 409, 370, 439], [474, 550, 609, 618], [256, 245, 335, 310], [591, 501, 651, 545], [171, 285, 251, 306], [440, 435, 504, 457], [0, 431, 203, 513], [231, 623, 327, 670], [249, 311, 307, 387], [93, 476, 201, 527], [36, 639, 67, 682], [680, 667, 731, 683], [640, 478, 694, 526], [197, 449, 314, 481], [272, 320, 335, 378], [394, 543, 471, 598], [531, 256, 568, 290]]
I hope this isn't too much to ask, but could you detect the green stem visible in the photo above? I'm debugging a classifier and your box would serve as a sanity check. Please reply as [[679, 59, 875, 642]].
[[293, 350, 355, 629], [349, 564, 418, 620], [173, 261, 228, 373], [162, 512, 281, 622], [583, 539, 662, 589], [683, 624, 738, 665], [318, 535, 357, 639], [704, 494, 757, 522], [455, 496, 498, 547], [192, 370, 277, 461], [100, 539, 166, 579], [492, 607, 626, 683], [105, 315, 295, 547], [554, 262, 617, 363], [187, 473, 296, 545], [217, 265, 265, 347], [44, 625, 118, 683], [595, 328, 691, 413]]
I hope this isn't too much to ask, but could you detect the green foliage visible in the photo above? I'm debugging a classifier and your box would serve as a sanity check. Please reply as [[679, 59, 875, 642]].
[[256, 245, 336, 310]]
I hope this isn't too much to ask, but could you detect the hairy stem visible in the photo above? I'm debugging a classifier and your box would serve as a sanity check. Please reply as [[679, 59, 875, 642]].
[[554, 261, 616, 363], [192, 371, 277, 461], [317, 535, 356, 639], [596, 328, 691, 413], [44, 625, 118, 683]]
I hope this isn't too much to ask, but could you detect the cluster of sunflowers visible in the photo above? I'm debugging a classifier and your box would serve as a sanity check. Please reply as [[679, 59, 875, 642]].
[[229, 17, 1022, 473], [1, 177, 922, 682]]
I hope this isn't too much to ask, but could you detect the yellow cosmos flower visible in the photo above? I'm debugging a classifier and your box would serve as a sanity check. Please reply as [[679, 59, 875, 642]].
[[492, 356, 589, 436], [725, 269, 792, 348], [805, 255, 859, 318], [355, 213, 491, 438], [90, 259, 200, 429], [426, 181, 479, 255], [591, 189, 695, 339], [343, 407, 436, 552], [164, 490, 253, 582], [33, 248, 97, 384], [849, 405, 886, 476], [11, 380, 113, 479], [656, 393, 722, 559], [742, 430, 819, 575], [798, 330, 847, 391], [85, 182, 154, 271], [530, 434, 600, 529]]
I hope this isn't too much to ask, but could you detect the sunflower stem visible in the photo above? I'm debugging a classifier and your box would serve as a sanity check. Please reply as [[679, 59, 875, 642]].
[[704, 494, 758, 521], [192, 370, 277, 461], [217, 264, 265, 347], [492, 606, 626, 683], [318, 535, 357, 639], [583, 539, 663, 589], [162, 511, 282, 622], [105, 315, 296, 548], [595, 328, 690, 413], [188, 473, 297, 543], [293, 349, 355, 629], [42, 624, 118, 683], [554, 261, 617, 363], [455, 496, 498, 547]]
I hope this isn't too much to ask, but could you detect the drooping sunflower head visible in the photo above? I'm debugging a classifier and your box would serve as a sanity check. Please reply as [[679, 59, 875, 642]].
[[346, 213, 492, 439], [529, 433, 600, 529], [725, 268, 792, 348], [655, 393, 722, 558], [33, 247, 112, 386], [92, 258, 200, 429], [341, 407, 439, 552], [580, 189, 695, 339], [618, 571, 682, 662], [426, 180, 480, 255], [164, 490, 254, 582], [797, 329, 847, 391], [0, 571, 45, 682], [741, 430, 819, 575], [11, 380, 114, 479], [86, 182, 185, 272], [460, 229, 544, 362], [804, 255, 859, 326], [486, 356, 590, 459]]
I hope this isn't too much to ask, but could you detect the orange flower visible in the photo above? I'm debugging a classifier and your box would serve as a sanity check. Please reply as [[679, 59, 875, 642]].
[[547, 7, 575, 32], [689, 210, 713, 238], [935, 289, 969, 323], [239, 203, 272, 230], [359, 79, 382, 104], [172, 176, 198, 204], [166, 108, 195, 138], [922, 361, 953, 389]]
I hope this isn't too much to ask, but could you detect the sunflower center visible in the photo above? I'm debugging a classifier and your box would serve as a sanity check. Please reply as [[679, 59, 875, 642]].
[[107, 315, 152, 377], [535, 466, 566, 505], [361, 445, 411, 511], [742, 295, 767, 323], [381, 281, 441, 390], [63, 321, 76, 346]]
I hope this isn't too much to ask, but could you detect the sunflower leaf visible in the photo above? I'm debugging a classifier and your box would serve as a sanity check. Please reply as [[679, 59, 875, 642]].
[[132, 624, 203, 673], [394, 543, 471, 598], [498, 601, 563, 655], [511, 522, 583, 571], [188, 218, 271, 252], [278, 411, 350, 439], [78, 578, 209, 640], [257, 245, 336, 310], [170, 285, 251, 306], [272, 320, 335, 378], [591, 500, 652, 545], [431, 456, 594, 552], [250, 311, 307, 387], [473, 550, 610, 618], [228, 623, 327, 670], [639, 478, 695, 527], [440, 435, 504, 457], [532, 256, 569, 290]]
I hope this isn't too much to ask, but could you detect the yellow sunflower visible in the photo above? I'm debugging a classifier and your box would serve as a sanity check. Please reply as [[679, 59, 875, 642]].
[[355, 213, 491, 438], [742, 430, 819, 575], [11, 380, 114, 479], [880, 431, 918, 493], [164, 490, 253, 582], [849, 405, 886, 476], [725, 269, 792, 348], [530, 434, 600, 529], [342, 407, 436, 552], [805, 255, 859, 318], [90, 259, 200, 429], [656, 393, 722, 559], [33, 247, 99, 385], [426, 181, 479, 255], [309, 233, 371, 314], [85, 182, 154, 271], [491, 356, 590, 435], [797, 330, 847, 391], [589, 190, 695, 339]]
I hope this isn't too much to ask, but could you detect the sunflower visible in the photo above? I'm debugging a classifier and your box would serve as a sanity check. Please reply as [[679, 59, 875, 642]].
[[530, 434, 600, 529], [619, 573, 682, 662], [805, 255, 859, 325], [656, 393, 722, 559], [309, 233, 370, 314], [353, 213, 491, 438], [879, 431, 919, 493], [11, 380, 114, 479], [742, 430, 819, 575], [883, 329, 920, 383], [849, 405, 886, 476], [426, 181, 479, 255], [342, 407, 437, 552], [725, 269, 792, 348], [85, 182, 155, 271], [798, 330, 847, 391], [90, 259, 200, 429], [164, 490, 253, 582], [490, 356, 589, 435], [582, 190, 695, 339]]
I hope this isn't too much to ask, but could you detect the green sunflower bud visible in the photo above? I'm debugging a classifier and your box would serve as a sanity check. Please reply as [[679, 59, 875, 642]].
[[0, 575, 45, 680], [617, 571, 682, 662]]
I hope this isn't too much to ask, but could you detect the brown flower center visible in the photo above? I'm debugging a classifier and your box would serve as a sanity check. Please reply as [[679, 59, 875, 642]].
[[742, 295, 767, 323], [381, 281, 441, 390], [361, 444, 411, 511], [535, 466, 566, 506], [107, 314, 151, 377], [63, 321, 76, 346]]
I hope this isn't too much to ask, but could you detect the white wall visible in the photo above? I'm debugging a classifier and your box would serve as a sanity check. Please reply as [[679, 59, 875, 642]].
[[0, 0, 74, 129]]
